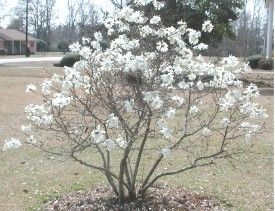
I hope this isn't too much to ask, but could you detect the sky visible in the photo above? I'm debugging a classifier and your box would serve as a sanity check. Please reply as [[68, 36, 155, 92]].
[[0, 0, 113, 28]]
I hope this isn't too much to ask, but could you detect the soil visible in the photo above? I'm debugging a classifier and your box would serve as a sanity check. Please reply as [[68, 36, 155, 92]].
[[43, 186, 223, 211]]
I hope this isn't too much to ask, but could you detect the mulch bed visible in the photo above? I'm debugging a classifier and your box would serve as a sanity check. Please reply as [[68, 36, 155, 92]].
[[42, 186, 224, 211]]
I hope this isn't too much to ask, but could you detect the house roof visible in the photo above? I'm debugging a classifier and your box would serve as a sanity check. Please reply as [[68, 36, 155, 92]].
[[0, 29, 37, 41]]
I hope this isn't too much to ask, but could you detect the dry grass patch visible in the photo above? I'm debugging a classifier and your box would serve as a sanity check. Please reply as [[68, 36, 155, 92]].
[[0, 65, 273, 210]]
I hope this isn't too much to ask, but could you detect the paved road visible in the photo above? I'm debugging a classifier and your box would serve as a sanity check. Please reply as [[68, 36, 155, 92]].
[[248, 70, 274, 75], [0, 57, 273, 75], [0, 57, 62, 64]]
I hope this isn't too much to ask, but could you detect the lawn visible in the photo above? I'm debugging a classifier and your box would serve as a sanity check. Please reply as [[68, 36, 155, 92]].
[[0, 64, 273, 210]]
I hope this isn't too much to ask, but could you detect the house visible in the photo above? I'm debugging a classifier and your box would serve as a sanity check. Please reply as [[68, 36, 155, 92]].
[[0, 29, 37, 55]]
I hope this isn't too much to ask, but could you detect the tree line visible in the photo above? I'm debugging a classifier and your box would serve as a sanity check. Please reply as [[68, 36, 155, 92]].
[[0, 0, 268, 57]]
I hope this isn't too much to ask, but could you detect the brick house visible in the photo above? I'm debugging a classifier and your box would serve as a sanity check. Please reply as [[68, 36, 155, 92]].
[[0, 29, 37, 55]]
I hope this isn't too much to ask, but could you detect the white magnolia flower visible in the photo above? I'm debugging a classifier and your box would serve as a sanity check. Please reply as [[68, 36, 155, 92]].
[[222, 55, 239, 67], [166, 108, 176, 118], [194, 43, 208, 50], [107, 28, 114, 35], [232, 90, 243, 101], [116, 137, 127, 149], [62, 80, 73, 91], [51, 73, 62, 83], [103, 139, 116, 151], [171, 95, 185, 106], [157, 118, 166, 128], [3, 138, 21, 150], [244, 83, 259, 97], [135, 0, 153, 6], [21, 124, 32, 135], [124, 100, 134, 112], [143, 91, 155, 102], [27, 135, 36, 143], [245, 133, 252, 142], [150, 16, 161, 24], [79, 46, 92, 58], [107, 113, 120, 128], [151, 95, 163, 109], [202, 127, 211, 136], [161, 148, 171, 158], [52, 93, 71, 108], [178, 80, 189, 89], [91, 125, 106, 144], [202, 20, 213, 33], [41, 80, 52, 95], [250, 124, 261, 133], [188, 29, 201, 45], [240, 122, 251, 128], [196, 81, 204, 90], [160, 126, 173, 140], [91, 41, 101, 50], [94, 32, 103, 41], [144, 92, 163, 109], [26, 84, 37, 93], [218, 97, 234, 111], [82, 37, 91, 45], [42, 114, 54, 125], [177, 20, 186, 26], [189, 106, 199, 115], [240, 102, 268, 118], [188, 73, 197, 81], [24, 103, 53, 126], [240, 122, 261, 134], [220, 118, 230, 127], [140, 25, 154, 37], [153, 0, 164, 9], [69, 42, 81, 52], [244, 62, 251, 72], [156, 28, 166, 37], [157, 118, 172, 139], [161, 72, 174, 86], [156, 41, 168, 52]]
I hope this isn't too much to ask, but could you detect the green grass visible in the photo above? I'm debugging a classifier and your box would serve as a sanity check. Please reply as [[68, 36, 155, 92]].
[[0, 64, 273, 210]]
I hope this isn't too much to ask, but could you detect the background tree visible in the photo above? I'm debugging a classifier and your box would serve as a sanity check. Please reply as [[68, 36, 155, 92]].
[[8, 0, 56, 50], [0, 0, 7, 21], [208, 0, 267, 57], [8, 0, 26, 32], [66, 0, 79, 41], [57, 40, 69, 53], [111, 0, 133, 9], [120, 0, 244, 44], [7, 18, 25, 31], [51, 0, 100, 49], [77, 0, 99, 38], [28, 0, 56, 50]]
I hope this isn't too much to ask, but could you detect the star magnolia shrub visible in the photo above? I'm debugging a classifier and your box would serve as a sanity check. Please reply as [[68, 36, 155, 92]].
[[13, 0, 268, 203]]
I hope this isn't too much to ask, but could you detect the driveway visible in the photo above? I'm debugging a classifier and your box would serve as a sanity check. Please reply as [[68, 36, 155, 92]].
[[0, 57, 62, 64]]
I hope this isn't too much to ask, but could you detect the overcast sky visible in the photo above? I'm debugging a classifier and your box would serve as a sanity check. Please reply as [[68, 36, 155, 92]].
[[0, 0, 113, 28]]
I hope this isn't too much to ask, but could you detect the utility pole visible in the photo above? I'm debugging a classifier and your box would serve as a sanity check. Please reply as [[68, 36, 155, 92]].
[[25, 0, 29, 57], [266, 0, 274, 58]]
